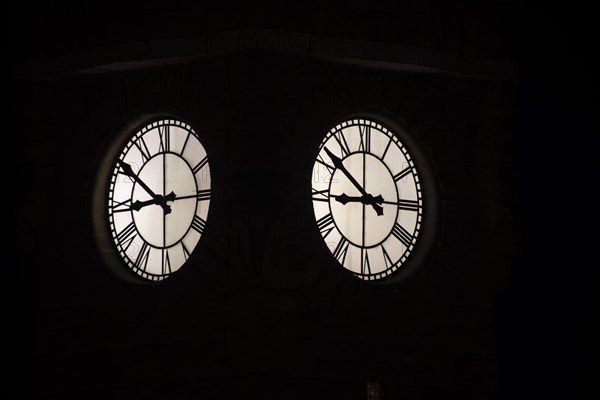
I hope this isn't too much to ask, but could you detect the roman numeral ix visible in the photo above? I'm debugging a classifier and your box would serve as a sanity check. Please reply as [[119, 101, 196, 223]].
[[312, 188, 329, 202]]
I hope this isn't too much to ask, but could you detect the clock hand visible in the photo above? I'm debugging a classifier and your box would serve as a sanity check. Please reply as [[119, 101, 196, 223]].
[[118, 161, 176, 214], [155, 191, 176, 215], [131, 191, 176, 214], [323, 147, 368, 197], [117, 160, 161, 200], [163, 191, 176, 202], [170, 193, 196, 200], [334, 193, 383, 205], [324, 148, 384, 215], [334, 193, 384, 216]]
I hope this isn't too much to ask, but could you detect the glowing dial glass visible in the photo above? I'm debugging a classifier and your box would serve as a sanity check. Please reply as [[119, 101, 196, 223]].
[[107, 119, 211, 281], [311, 118, 423, 281]]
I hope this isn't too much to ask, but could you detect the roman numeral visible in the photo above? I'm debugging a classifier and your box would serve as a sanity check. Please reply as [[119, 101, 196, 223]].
[[110, 198, 132, 213], [358, 124, 371, 152], [381, 136, 393, 160], [134, 242, 151, 271], [332, 237, 349, 264], [196, 189, 211, 201], [162, 249, 172, 275], [191, 215, 206, 234], [381, 245, 395, 269], [316, 213, 335, 238], [397, 199, 420, 212], [180, 130, 192, 155], [192, 156, 208, 174], [333, 129, 351, 156], [393, 166, 413, 182], [182, 241, 191, 260], [312, 188, 329, 202], [133, 136, 152, 162], [391, 222, 413, 247], [158, 125, 171, 152], [116, 221, 137, 250], [361, 248, 371, 274]]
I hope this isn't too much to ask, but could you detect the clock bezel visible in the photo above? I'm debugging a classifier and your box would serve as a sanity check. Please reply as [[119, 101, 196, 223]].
[[312, 111, 441, 284]]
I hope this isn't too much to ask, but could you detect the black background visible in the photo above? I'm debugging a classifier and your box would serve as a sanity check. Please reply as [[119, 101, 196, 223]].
[[11, 1, 589, 399]]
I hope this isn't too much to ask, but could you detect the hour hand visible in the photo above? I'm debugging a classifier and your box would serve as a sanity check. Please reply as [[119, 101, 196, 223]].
[[334, 193, 384, 216], [131, 191, 176, 214]]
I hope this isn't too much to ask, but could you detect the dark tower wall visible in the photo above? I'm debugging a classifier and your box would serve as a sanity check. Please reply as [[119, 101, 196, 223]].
[[12, 2, 583, 399]]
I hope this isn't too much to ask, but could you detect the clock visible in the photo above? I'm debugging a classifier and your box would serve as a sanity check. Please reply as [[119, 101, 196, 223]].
[[311, 115, 439, 282], [92, 115, 211, 283]]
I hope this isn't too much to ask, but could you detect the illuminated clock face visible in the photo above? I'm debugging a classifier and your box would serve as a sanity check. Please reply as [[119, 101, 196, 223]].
[[105, 118, 211, 282], [311, 117, 425, 281]]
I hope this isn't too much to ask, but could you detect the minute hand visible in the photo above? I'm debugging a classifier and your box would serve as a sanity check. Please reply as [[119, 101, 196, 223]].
[[117, 160, 159, 199], [323, 147, 383, 215], [334, 193, 384, 216], [117, 160, 174, 214], [324, 147, 367, 196]]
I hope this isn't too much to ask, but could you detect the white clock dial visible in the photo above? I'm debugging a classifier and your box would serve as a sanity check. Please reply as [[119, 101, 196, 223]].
[[104, 118, 211, 282], [312, 117, 425, 281]]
